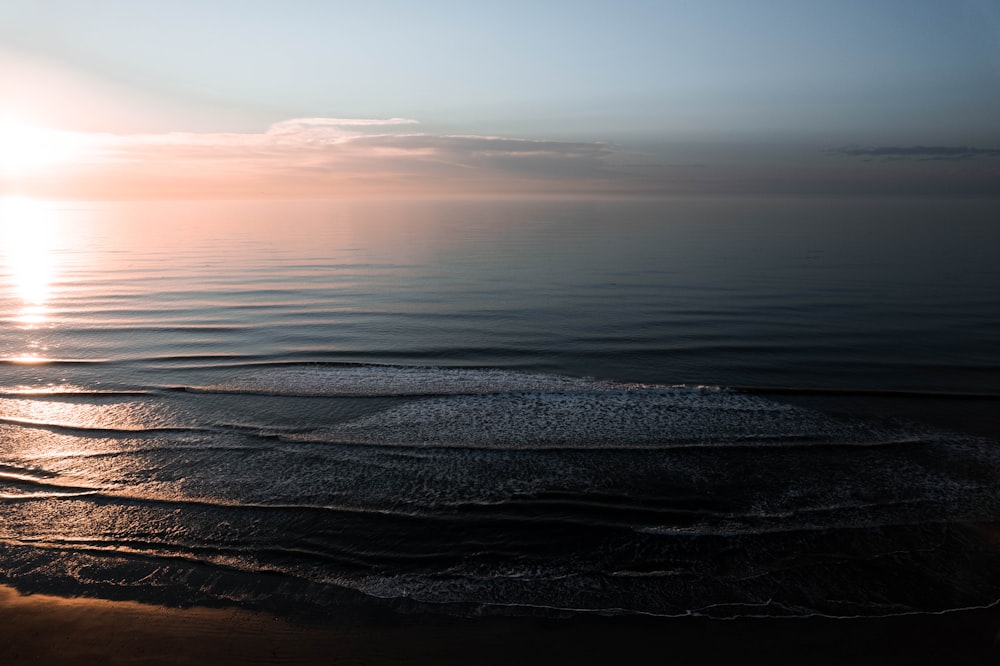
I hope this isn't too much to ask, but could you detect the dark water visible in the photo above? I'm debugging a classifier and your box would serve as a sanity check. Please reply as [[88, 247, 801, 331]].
[[1, 195, 999, 617]]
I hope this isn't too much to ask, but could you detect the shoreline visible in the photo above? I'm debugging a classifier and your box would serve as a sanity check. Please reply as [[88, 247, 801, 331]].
[[2, 585, 999, 665], [2, 393, 998, 663]]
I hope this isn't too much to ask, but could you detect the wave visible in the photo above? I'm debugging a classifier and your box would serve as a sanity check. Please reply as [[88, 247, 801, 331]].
[[282, 432, 941, 452], [189, 364, 623, 397], [0, 491, 101, 500], [2, 363, 1000, 619], [732, 386, 1000, 400], [0, 415, 278, 440], [281, 386, 912, 450], [178, 362, 1000, 401], [0, 358, 110, 366], [0, 468, 103, 500], [0, 388, 153, 398], [14, 358, 996, 401], [4, 495, 998, 619], [0, 477, 955, 535]]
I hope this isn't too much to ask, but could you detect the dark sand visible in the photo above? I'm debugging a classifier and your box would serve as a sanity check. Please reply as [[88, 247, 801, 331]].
[[2, 584, 1000, 665]]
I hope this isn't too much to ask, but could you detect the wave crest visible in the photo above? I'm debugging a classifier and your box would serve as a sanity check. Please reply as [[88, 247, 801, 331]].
[[193, 365, 625, 397]]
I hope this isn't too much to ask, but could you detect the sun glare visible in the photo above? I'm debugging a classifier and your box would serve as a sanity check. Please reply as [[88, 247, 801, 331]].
[[0, 117, 87, 176], [1, 196, 58, 326]]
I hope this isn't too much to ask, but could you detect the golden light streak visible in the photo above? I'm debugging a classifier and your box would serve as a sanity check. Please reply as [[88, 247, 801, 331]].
[[7, 354, 49, 364], [1, 196, 58, 327]]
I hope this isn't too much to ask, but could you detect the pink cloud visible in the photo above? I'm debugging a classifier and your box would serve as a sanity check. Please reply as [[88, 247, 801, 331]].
[[12, 117, 647, 199]]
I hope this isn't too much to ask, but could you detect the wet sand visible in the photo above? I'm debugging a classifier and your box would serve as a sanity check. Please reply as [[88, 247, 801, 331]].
[[2, 583, 1000, 665]]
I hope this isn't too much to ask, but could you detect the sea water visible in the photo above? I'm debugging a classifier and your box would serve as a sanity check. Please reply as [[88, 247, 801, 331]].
[[1, 195, 998, 617]]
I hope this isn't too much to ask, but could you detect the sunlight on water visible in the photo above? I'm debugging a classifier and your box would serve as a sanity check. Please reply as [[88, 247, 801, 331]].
[[0, 197, 58, 328], [5, 355, 49, 364], [0, 397, 173, 432]]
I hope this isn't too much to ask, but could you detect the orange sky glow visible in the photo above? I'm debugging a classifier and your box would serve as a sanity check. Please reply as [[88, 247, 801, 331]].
[[1, 115, 670, 199], [4, 114, 997, 201]]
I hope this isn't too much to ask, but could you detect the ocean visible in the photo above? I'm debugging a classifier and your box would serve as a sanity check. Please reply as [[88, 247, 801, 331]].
[[1, 195, 999, 618]]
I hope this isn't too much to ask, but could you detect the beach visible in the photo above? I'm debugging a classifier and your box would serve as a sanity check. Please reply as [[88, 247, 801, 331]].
[[3, 584, 1000, 665]]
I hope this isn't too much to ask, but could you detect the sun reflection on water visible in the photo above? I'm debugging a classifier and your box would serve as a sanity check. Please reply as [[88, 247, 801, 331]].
[[0, 396, 169, 432], [1, 196, 59, 329]]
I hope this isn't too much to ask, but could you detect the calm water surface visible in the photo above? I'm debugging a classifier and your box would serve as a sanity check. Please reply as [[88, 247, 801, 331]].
[[2, 196, 998, 391], [1, 195, 998, 617]]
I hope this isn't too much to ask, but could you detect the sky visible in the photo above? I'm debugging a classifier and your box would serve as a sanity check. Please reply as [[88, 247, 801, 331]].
[[1, 0, 999, 199]]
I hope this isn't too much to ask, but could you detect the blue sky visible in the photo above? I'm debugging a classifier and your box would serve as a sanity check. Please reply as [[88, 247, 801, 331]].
[[2, 0, 999, 197]]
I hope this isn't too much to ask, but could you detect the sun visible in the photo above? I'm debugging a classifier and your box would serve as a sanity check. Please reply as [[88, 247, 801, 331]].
[[0, 116, 87, 176]]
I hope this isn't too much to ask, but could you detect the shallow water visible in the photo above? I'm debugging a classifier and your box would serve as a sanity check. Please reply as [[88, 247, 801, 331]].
[[1, 195, 998, 617]]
